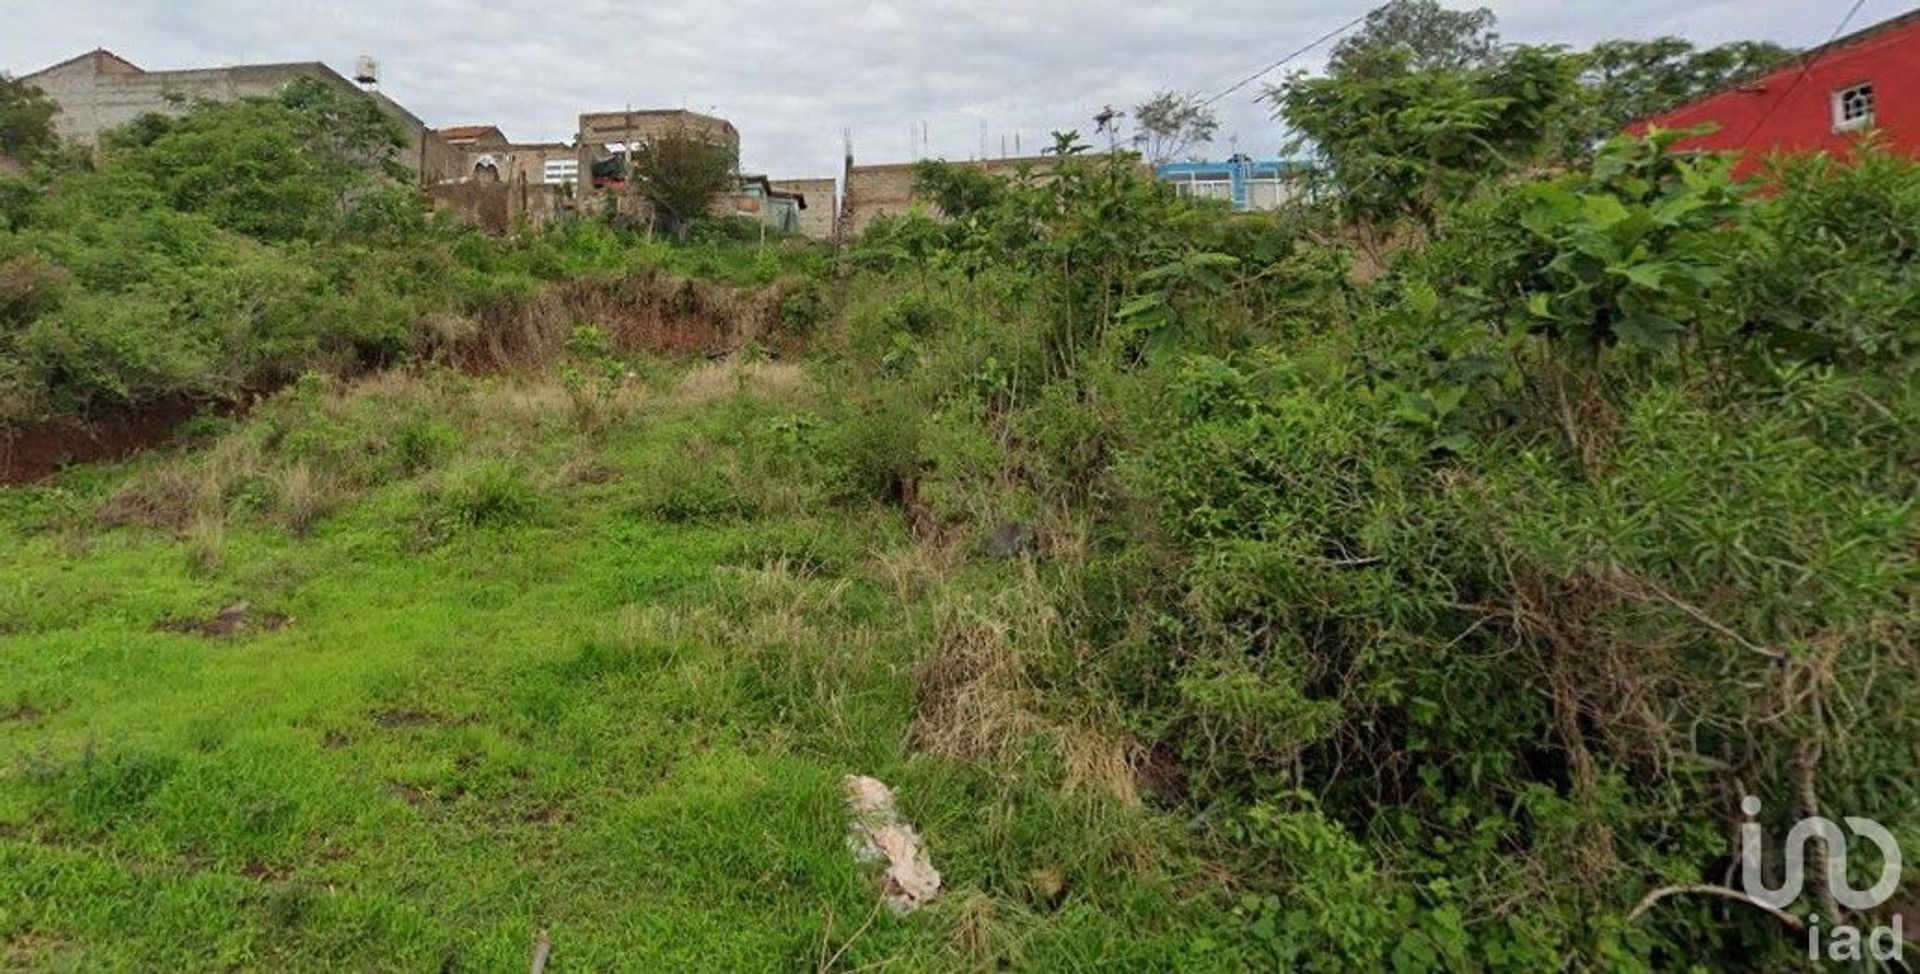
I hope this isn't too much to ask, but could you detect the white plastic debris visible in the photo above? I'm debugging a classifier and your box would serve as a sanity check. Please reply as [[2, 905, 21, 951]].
[[843, 774, 941, 914]]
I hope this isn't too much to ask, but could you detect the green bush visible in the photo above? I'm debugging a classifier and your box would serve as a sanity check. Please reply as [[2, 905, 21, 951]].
[[422, 459, 548, 538], [825, 126, 1920, 968], [1737, 148, 1920, 363], [830, 391, 923, 505]]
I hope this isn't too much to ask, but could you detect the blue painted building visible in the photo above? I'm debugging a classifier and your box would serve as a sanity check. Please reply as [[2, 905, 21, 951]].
[[1154, 157, 1309, 212]]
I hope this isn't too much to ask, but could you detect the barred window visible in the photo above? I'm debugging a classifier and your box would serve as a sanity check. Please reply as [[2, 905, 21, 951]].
[[1833, 83, 1875, 132]]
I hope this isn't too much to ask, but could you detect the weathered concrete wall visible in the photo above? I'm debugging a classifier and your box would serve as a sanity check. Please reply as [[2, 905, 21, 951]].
[[840, 155, 1100, 238], [460, 142, 576, 187], [769, 178, 836, 241], [22, 50, 461, 184], [577, 110, 739, 155], [426, 175, 572, 234]]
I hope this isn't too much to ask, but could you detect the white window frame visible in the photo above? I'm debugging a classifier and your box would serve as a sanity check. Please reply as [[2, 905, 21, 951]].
[[542, 158, 580, 186], [1174, 177, 1232, 203], [1832, 82, 1875, 133]]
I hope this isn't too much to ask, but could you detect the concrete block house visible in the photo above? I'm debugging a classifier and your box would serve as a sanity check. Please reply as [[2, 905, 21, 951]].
[[1631, 7, 1920, 174]]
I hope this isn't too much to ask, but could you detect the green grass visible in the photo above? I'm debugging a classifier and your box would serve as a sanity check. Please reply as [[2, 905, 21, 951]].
[[0, 365, 1221, 971]]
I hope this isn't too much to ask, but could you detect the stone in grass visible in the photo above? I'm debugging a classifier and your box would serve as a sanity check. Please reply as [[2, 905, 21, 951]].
[[842, 774, 941, 915], [983, 521, 1037, 559]]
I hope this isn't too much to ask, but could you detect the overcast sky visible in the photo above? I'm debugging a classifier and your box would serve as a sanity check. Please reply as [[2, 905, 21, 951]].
[[3, 0, 1906, 179]]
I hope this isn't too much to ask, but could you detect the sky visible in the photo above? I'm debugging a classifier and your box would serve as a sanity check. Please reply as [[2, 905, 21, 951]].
[[3, 0, 1908, 179]]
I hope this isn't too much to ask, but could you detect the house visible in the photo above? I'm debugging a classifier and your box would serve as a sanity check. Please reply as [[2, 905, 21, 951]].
[[577, 109, 739, 187], [769, 178, 838, 240], [730, 175, 807, 235], [18, 48, 463, 184], [1155, 157, 1310, 212], [436, 124, 509, 149], [434, 124, 578, 188], [1630, 7, 1920, 174]]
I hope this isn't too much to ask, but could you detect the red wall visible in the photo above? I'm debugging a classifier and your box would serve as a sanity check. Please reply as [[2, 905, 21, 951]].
[[1630, 14, 1920, 176]]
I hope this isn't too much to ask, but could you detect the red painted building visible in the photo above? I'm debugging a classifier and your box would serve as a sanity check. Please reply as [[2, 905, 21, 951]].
[[1631, 7, 1920, 175]]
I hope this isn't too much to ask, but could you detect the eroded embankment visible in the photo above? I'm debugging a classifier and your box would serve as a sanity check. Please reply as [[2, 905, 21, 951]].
[[0, 269, 820, 484]]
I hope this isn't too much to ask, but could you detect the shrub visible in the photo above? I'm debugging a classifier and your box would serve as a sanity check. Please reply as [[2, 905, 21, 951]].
[[422, 459, 547, 538], [829, 390, 924, 507], [1737, 147, 1920, 363], [641, 470, 757, 524]]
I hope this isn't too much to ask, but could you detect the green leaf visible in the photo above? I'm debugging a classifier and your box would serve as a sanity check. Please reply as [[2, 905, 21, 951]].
[[1614, 312, 1684, 350], [1616, 262, 1667, 290], [1580, 193, 1631, 230], [1116, 294, 1165, 319]]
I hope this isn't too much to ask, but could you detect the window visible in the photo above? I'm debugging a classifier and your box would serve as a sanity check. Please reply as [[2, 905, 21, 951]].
[[1245, 178, 1292, 211], [542, 158, 580, 186], [1832, 82, 1874, 132]]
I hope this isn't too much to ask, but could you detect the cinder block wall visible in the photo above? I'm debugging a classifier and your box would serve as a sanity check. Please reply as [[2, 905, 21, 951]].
[[839, 163, 921, 239], [768, 178, 837, 240], [841, 155, 1150, 239]]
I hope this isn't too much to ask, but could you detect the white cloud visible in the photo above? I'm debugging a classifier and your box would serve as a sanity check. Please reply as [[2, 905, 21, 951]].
[[4, 0, 1907, 178]]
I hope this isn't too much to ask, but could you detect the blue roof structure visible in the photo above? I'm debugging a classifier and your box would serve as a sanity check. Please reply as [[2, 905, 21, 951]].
[[1154, 157, 1310, 211]]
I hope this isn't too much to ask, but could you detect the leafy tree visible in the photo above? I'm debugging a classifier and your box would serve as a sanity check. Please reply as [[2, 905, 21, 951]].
[[910, 159, 1006, 218], [1329, 0, 1502, 80], [1130, 90, 1220, 164], [1092, 105, 1127, 151], [1270, 45, 1577, 230], [1571, 38, 1795, 141], [0, 73, 59, 160], [101, 81, 406, 243], [276, 76, 408, 180], [629, 125, 738, 241]]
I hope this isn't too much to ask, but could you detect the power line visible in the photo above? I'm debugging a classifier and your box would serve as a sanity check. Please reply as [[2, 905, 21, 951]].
[[1200, 9, 1373, 107], [1733, 0, 1871, 150]]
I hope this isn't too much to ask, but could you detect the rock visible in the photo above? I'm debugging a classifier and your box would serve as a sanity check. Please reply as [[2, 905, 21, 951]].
[[983, 521, 1036, 559]]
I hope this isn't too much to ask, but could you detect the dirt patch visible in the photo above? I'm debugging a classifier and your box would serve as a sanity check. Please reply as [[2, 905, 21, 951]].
[[388, 781, 437, 809], [3, 932, 76, 971], [160, 602, 290, 639], [0, 701, 45, 724], [238, 859, 292, 882], [0, 397, 217, 486], [568, 273, 754, 357], [1131, 745, 1191, 808]]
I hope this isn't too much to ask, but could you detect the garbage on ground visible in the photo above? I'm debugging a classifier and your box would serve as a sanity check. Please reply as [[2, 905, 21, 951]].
[[842, 774, 941, 914]]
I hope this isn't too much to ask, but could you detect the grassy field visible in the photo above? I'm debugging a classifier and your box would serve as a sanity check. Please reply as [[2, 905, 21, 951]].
[[0, 364, 1219, 971]]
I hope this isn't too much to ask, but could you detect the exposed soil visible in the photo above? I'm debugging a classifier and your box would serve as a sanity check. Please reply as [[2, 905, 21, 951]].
[[0, 701, 45, 723], [0, 397, 224, 486], [0, 272, 805, 484], [159, 602, 291, 639]]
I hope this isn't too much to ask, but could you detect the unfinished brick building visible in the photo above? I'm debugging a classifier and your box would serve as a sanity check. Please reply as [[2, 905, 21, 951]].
[[20, 48, 463, 183]]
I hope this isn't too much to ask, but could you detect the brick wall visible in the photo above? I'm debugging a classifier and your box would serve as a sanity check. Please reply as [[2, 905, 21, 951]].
[[426, 176, 572, 233], [840, 155, 1102, 238], [577, 110, 740, 156], [769, 178, 837, 241], [459, 143, 576, 188]]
